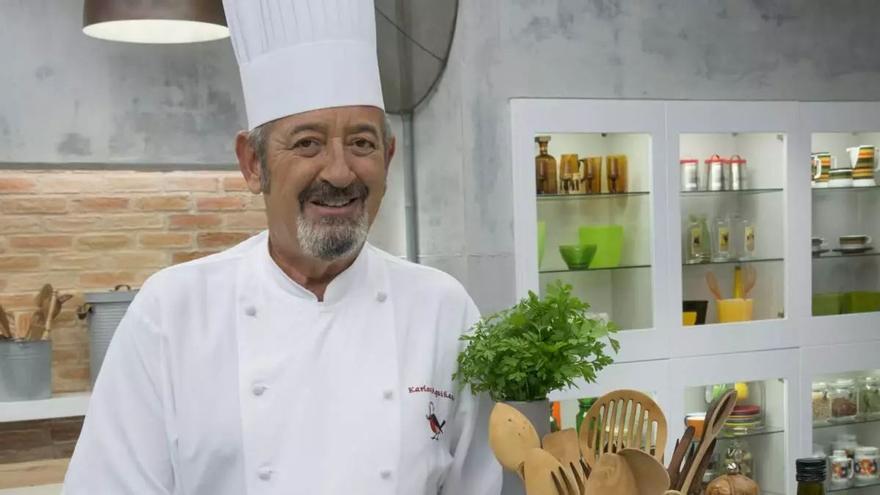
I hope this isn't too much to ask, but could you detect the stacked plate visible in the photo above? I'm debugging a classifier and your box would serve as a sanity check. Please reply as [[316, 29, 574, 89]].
[[723, 404, 764, 435]]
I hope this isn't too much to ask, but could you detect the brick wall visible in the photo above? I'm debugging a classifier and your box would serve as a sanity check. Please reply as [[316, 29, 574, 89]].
[[0, 170, 266, 394]]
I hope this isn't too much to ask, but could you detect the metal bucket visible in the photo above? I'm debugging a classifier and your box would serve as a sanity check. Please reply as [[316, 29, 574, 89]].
[[0, 340, 52, 402], [80, 286, 138, 386]]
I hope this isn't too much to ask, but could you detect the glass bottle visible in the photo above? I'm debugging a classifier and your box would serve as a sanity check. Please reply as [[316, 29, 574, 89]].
[[812, 382, 832, 424], [713, 216, 732, 262], [576, 397, 597, 433], [535, 135, 558, 195], [687, 215, 711, 263], [796, 457, 827, 495]]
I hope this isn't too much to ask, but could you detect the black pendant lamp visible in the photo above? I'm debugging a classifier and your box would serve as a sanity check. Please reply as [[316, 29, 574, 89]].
[[83, 0, 228, 44]]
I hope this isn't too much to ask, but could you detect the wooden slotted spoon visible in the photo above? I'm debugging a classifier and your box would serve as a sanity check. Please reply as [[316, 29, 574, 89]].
[[678, 390, 737, 494], [543, 429, 589, 494]]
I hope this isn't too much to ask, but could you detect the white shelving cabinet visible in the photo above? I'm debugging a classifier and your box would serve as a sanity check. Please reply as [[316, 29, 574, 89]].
[[509, 99, 880, 494]]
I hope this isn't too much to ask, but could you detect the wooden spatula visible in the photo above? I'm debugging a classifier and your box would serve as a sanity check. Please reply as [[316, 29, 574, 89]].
[[523, 448, 572, 495], [489, 403, 541, 476], [543, 429, 586, 492], [584, 453, 639, 495]]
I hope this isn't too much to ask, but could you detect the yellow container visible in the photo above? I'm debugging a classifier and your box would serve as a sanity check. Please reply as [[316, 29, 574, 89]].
[[683, 312, 698, 326], [717, 298, 754, 323]]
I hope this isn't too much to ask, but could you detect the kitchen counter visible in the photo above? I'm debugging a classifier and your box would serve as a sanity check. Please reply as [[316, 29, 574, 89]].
[[0, 484, 62, 494]]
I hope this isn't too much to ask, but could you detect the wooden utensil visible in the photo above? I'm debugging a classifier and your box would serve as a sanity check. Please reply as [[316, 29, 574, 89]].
[[619, 448, 672, 494], [543, 429, 587, 493], [489, 403, 541, 475], [523, 448, 570, 495], [14, 312, 33, 341], [584, 453, 639, 495], [705, 272, 723, 300], [34, 284, 53, 322], [0, 305, 10, 340], [686, 438, 716, 495], [678, 390, 737, 494], [579, 389, 668, 470], [667, 426, 695, 489]]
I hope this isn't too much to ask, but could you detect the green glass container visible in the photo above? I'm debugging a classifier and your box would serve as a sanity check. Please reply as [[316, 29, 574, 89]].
[[575, 397, 597, 433]]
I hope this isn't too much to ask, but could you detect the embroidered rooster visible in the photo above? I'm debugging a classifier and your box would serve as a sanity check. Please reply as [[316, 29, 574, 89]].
[[426, 401, 446, 440]]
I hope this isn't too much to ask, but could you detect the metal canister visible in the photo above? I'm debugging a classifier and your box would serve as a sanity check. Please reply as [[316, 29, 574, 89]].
[[681, 158, 699, 191], [729, 154, 747, 190], [79, 285, 138, 386], [707, 154, 725, 191]]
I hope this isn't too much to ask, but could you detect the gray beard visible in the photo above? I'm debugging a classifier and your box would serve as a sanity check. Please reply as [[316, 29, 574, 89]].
[[296, 209, 369, 261]]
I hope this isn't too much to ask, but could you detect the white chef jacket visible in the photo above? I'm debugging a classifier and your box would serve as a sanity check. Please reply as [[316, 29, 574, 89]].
[[64, 231, 502, 495]]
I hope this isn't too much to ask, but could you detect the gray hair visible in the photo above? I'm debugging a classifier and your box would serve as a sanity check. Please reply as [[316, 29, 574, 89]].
[[248, 115, 395, 194]]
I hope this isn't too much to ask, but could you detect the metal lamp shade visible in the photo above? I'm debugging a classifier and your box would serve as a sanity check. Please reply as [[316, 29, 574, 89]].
[[83, 0, 229, 44]]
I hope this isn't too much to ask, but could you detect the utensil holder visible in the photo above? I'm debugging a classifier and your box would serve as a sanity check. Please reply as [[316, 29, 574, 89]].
[[717, 298, 754, 323], [0, 340, 51, 402]]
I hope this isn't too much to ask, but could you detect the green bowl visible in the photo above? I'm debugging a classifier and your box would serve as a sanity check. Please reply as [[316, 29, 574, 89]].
[[559, 244, 597, 270]]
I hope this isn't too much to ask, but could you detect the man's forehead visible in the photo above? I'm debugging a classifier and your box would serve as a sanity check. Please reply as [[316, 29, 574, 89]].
[[274, 105, 384, 132]]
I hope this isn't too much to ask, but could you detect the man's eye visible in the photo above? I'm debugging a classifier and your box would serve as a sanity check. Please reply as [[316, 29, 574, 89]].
[[353, 138, 376, 150], [293, 138, 319, 149]]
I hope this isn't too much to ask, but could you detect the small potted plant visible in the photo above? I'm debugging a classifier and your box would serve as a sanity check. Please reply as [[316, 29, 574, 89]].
[[454, 281, 620, 436]]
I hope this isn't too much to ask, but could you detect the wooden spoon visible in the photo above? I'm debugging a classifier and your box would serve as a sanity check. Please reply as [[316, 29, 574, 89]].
[[705, 272, 723, 300], [543, 429, 586, 492], [489, 403, 541, 475], [14, 312, 33, 341], [584, 453, 639, 495], [679, 390, 737, 494], [743, 265, 757, 298], [619, 448, 671, 494], [523, 448, 570, 495]]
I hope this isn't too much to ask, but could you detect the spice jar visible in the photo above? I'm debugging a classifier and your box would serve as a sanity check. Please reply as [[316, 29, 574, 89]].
[[812, 382, 831, 424], [681, 158, 699, 191], [859, 376, 880, 419], [830, 379, 859, 423]]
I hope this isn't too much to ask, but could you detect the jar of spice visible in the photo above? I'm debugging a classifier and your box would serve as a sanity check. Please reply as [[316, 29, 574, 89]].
[[859, 376, 880, 419], [830, 379, 859, 423], [855, 446, 879, 486], [812, 382, 831, 424]]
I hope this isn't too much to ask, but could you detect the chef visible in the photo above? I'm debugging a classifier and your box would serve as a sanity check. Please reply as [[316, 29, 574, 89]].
[[63, 0, 502, 493]]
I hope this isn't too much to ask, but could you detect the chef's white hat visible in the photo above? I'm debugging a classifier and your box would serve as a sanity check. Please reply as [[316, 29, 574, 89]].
[[223, 0, 385, 130]]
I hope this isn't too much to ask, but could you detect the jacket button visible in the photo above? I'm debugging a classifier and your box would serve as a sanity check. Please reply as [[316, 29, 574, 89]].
[[376, 291, 387, 302], [258, 466, 272, 481], [245, 305, 257, 317], [383, 389, 394, 400], [379, 469, 392, 480], [252, 384, 267, 396]]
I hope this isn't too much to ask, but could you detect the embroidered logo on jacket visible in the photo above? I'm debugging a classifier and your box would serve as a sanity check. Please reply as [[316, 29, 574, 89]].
[[407, 385, 455, 401], [426, 401, 446, 440]]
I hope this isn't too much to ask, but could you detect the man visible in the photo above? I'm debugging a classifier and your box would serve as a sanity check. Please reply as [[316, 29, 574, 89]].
[[63, 0, 502, 493]]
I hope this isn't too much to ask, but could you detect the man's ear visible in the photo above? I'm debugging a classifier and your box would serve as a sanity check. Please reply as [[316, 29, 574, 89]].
[[235, 130, 264, 194], [384, 136, 396, 171]]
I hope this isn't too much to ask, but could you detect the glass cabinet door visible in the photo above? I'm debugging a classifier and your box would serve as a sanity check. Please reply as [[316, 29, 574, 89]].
[[679, 133, 786, 326], [812, 132, 880, 317], [536, 132, 654, 331]]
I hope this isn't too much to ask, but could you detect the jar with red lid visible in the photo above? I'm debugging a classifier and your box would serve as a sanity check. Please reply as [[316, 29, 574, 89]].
[[729, 154, 748, 190], [706, 154, 725, 191]]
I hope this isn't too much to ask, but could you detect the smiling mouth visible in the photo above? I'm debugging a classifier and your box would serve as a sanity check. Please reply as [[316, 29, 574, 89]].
[[309, 197, 360, 208]]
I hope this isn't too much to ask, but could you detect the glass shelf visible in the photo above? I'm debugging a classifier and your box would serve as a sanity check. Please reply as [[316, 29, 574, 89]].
[[814, 251, 880, 260], [829, 479, 880, 492], [680, 188, 784, 197], [683, 257, 784, 267], [540, 264, 651, 274], [718, 425, 785, 439], [814, 415, 880, 430], [813, 185, 880, 193], [537, 191, 650, 202]]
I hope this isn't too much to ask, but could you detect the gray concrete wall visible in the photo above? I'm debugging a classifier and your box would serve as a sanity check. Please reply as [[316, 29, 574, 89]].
[[414, 0, 880, 312], [0, 0, 244, 166]]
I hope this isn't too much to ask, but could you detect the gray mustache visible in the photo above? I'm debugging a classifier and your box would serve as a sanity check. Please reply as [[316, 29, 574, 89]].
[[299, 180, 369, 205]]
